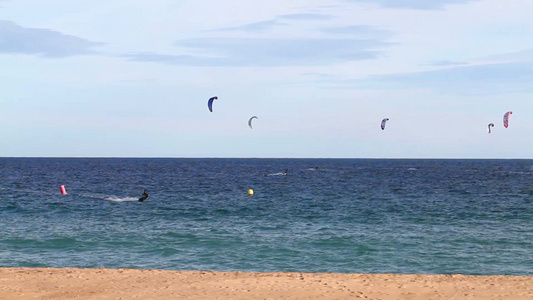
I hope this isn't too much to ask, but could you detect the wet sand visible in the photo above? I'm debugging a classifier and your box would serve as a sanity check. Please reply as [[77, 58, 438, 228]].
[[1, 268, 532, 299]]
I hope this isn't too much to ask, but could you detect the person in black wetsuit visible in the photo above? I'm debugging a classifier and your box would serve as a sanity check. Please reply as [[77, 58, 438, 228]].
[[139, 190, 149, 202]]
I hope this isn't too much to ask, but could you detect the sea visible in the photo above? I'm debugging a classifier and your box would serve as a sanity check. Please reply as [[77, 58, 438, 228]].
[[0, 158, 531, 275]]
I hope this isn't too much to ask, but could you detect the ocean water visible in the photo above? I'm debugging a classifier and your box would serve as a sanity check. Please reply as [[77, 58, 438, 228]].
[[0, 158, 531, 275]]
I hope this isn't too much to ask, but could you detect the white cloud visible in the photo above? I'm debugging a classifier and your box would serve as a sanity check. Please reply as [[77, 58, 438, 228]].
[[425, 60, 468, 66], [0, 20, 102, 57], [318, 25, 394, 39], [214, 13, 332, 33], [216, 20, 286, 32], [348, 0, 479, 10], [350, 62, 533, 95], [277, 13, 333, 20], [476, 49, 533, 64], [123, 37, 391, 67]]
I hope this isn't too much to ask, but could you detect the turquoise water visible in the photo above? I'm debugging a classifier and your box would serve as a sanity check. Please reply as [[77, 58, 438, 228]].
[[0, 158, 531, 275]]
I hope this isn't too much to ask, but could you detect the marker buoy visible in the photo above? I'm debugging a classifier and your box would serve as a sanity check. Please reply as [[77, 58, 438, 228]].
[[247, 188, 254, 196], [60, 185, 67, 195]]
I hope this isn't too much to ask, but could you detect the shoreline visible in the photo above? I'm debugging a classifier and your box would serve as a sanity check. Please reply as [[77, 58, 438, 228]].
[[1, 267, 532, 299]]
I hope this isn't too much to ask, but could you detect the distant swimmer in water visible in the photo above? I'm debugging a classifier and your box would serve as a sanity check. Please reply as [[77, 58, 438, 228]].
[[139, 190, 149, 202]]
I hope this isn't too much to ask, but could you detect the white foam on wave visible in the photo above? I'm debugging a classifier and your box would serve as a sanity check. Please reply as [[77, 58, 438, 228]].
[[266, 172, 287, 176], [104, 196, 139, 202]]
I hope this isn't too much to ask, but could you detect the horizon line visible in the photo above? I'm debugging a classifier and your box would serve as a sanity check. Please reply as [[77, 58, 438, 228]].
[[1, 157, 531, 160]]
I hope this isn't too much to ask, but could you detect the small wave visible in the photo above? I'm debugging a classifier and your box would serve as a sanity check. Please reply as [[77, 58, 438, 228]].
[[78, 193, 134, 201], [495, 171, 531, 175], [266, 169, 288, 176], [266, 172, 287, 176], [104, 196, 139, 202]]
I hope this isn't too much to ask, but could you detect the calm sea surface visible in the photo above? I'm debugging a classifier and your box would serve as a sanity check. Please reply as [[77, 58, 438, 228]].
[[0, 158, 531, 275]]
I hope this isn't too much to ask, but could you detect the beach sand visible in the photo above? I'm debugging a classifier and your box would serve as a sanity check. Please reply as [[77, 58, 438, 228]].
[[1, 268, 532, 300]]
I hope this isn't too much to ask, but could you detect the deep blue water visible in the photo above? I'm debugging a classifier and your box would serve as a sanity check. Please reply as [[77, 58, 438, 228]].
[[0, 158, 531, 275]]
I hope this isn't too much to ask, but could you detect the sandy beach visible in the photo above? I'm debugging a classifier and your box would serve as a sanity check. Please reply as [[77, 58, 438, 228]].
[[0, 268, 531, 300]]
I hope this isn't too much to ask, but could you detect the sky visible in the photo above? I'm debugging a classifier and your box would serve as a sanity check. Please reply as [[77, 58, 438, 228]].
[[1, 0, 532, 158]]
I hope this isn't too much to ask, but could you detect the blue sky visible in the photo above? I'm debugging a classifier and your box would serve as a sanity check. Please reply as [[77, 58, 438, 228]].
[[1, 0, 532, 158]]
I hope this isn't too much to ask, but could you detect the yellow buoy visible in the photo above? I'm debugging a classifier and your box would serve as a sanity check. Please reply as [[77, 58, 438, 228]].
[[247, 188, 254, 196]]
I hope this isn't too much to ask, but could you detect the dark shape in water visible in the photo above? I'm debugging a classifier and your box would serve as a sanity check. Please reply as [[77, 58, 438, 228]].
[[139, 190, 149, 202]]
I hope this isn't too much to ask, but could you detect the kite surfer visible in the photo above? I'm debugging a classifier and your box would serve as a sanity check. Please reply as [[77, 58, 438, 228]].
[[139, 190, 149, 202]]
